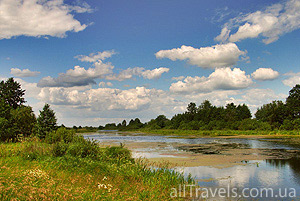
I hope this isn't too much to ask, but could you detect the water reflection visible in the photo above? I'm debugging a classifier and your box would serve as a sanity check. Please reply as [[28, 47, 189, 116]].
[[85, 132, 300, 199], [175, 159, 300, 197], [266, 158, 300, 186], [84, 132, 295, 149]]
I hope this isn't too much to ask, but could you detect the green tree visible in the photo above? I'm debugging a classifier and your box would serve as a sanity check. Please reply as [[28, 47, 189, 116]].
[[187, 102, 197, 114], [11, 105, 36, 137], [0, 100, 17, 141], [154, 115, 169, 128], [0, 78, 25, 109], [255, 100, 287, 128], [286, 84, 300, 119], [37, 103, 57, 139], [236, 104, 252, 120], [224, 103, 238, 122]]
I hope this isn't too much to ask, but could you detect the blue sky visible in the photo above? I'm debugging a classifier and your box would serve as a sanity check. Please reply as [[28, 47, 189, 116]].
[[0, 0, 300, 126]]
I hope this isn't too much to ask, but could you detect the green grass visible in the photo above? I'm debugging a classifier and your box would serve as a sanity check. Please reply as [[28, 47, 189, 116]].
[[130, 129, 300, 137], [0, 136, 191, 200]]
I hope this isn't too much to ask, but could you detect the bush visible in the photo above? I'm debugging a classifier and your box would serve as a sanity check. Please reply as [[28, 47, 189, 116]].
[[239, 119, 258, 130], [280, 119, 294, 130], [293, 119, 300, 130], [52, 141, 68, 157], [256, 121, 272, 131], [67, 137, 100, 158], [46, 127, 75, 144], [105, 145, 133, 161]]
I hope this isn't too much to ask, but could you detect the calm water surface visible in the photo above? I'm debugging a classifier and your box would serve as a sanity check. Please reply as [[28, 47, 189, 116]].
[[84, 132, 300, 200]]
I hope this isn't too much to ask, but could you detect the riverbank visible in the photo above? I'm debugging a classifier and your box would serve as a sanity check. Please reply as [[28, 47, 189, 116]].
[[0, 137, 189, 200], [127, 129, 300, 138]]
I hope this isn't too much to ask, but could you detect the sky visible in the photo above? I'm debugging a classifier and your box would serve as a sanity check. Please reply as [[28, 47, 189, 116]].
[[0, 0, 300, 126]]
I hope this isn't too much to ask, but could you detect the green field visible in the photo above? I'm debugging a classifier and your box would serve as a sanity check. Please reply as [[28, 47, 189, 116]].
[[0, 132, 192, 200]]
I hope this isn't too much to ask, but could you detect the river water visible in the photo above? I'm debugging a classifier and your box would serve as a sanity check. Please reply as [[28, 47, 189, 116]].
[[84, 132, 300, 200]]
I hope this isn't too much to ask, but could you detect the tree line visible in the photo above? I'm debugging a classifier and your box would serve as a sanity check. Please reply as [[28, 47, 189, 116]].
[[102, 85, 300, 131], [0, 78, 57, 141], [1, 77, 299, 142]]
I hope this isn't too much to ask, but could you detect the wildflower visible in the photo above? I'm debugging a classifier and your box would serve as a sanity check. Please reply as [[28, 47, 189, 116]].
[[25, 169, 49, 179], [97, 183, 113, 192]]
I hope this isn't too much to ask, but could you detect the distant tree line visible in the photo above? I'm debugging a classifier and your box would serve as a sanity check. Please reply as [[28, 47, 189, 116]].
[[1, 77, 299, 142], [101, 85, 300, 131]]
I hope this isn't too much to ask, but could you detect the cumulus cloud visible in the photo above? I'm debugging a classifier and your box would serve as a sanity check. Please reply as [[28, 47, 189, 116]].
[[216, 0, 300, 44], [10, 68, 40, 77], [38, 86, 168, 111], [106, 67, 169, 81], [172, 76, 185, 81], [241, 88, 286, 106], [99, 82, 113, 87], [155, 43, 245, 68], [0, 0, 90, 39], [38, 60, 114, 87], [282, 72, 300, 87], [141, 67, 169, 79], [170, 67, 252, 94], [75, 50, 116, 63], [251, 68, 279, 81]]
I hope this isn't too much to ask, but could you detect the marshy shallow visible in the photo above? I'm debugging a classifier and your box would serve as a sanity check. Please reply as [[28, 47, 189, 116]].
[[84, 131, 300, 199]]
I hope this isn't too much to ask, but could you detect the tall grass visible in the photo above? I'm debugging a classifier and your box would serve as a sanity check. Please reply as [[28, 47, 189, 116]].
[[0, 128, 190, 200]]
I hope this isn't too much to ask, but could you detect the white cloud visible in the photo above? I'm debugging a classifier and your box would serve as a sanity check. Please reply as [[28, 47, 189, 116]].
[[141, 67, 170, 79], [38, 57, 115, 87], [106, 67, 144, 81], [170, 67, 253, 94], [99, 82, 113, 87], [38, 86, 170, 111], [0, 0, 90, 39], [241, 88, 286, 106], [172, 76, 185, 81], [155, 43, 245, 68], [216, 0, 300, 44], [251, 68, 279, 81], [10, 68, 40, 77], [282, 72, 300, 87], [75, 50, 116, 63], [106, 67, 169, 81]]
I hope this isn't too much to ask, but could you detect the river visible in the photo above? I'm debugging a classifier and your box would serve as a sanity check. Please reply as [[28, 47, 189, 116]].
[[84, 131, 300, 200]]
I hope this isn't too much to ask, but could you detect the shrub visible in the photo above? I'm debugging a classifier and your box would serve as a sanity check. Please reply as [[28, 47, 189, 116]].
[[292, 119, 300, 130], [46, 127, 75, 144], [239, 119, 258, 130], [280, 119, 294, 130], [105, 145, 133, 162], [67, 137, 100, 158], [52, 141, 68, 157]]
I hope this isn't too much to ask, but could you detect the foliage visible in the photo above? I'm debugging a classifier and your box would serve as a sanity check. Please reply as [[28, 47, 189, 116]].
[[0, 100, 16, 141], [0, 77, 25, 109], [255, 101, 288, 128], [11, 105, 36, 137], [286, 84, 300, 119], [37, 103, 57, 139]]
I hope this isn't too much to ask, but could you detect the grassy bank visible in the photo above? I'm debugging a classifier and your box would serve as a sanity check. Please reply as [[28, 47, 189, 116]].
[[129, 129, 300, 137], [0, 130, 191, 200]]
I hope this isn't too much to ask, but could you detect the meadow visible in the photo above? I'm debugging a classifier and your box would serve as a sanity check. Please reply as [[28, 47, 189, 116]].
[[0, 128, 192, 200]]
